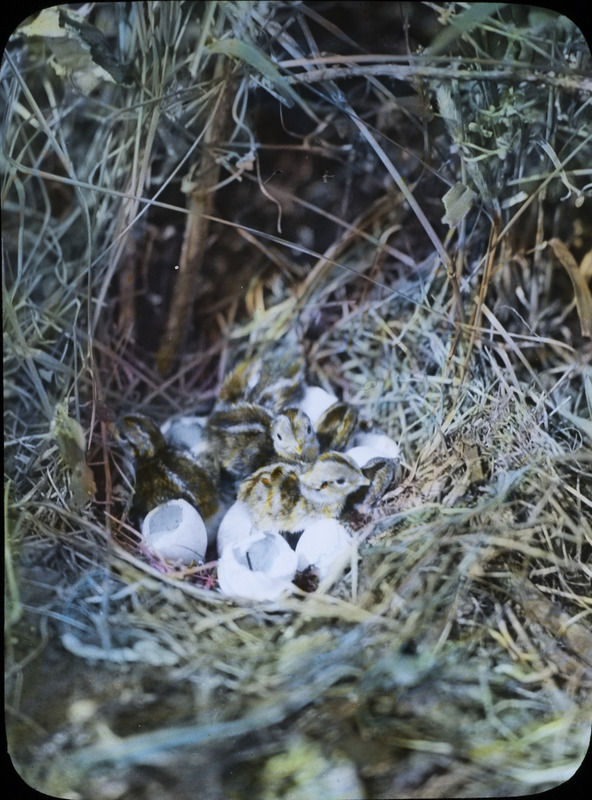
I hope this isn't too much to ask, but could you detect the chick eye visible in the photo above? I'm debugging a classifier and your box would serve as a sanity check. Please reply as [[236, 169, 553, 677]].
[[336, 477, 346, 485], [306, 423, 312, 435], [275, 432, 283, 441]]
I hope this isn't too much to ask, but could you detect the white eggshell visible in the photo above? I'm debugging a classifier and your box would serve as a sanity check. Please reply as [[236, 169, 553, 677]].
[[345, 445, 382, 468], [353, 431, 401, 461], [160, 415, 208, 452], [298, 385, 339, 425], [141, 498, 208, 563], [216, 501, 256, 555], [217, 531, 297, 602], [295, 519, 352, 580]]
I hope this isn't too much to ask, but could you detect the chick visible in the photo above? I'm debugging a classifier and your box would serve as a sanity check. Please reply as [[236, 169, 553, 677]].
[[271, 407, 319, 465], [204, 404, 318, 480], [237, 452, 369, 534], [119, 414, 220, 524], [346, 432, 403, 509], [315, 401, 358, 452], [217, 344, 305, 413], [300, 452, 370, 516], [203, 403, 274, 478], [216, 358, 263, 408]]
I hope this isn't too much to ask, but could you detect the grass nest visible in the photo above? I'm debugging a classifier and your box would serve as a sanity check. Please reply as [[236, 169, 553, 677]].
[[4, 3, 592, 798]]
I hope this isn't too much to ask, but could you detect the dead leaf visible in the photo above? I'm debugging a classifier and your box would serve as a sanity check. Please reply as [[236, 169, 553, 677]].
[[548, 238, 592, 337]]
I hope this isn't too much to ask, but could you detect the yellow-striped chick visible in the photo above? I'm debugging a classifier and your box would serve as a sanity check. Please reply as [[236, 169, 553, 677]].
[[315, 401, 358, 452], [237, 452, 369, 534], [217, 345, 305, 413], [204, 404, 318, 480]]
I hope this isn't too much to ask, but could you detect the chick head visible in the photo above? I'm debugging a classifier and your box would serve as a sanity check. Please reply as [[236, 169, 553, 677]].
[[272, 408, 319, 463], [120, 414, 165, 459], [301, 452, 369, 502]]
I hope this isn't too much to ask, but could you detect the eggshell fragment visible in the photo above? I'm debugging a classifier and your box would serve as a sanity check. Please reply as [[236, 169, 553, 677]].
[[216, 500, 256, 555], [352, 431, 401, 461], [217, 531, 297, 602], [345, 445, 382, 468], [141, 498, 208, 563], [160, 415, 208, 453], [297, 385, 339, 425], [295, 519, 352, 580]]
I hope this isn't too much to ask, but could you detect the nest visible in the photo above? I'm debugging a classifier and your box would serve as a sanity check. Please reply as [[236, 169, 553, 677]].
[[4, 3, 592, 798]]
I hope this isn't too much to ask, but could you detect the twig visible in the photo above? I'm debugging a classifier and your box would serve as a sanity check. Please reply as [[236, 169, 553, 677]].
[[155, 58, 236, 375]]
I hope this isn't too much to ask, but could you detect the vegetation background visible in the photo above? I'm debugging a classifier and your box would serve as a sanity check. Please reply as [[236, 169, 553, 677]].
[[4, 3, 592, 798]]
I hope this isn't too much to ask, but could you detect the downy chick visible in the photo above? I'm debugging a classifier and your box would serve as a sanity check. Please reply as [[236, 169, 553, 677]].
[[237, 451, 369, 534]]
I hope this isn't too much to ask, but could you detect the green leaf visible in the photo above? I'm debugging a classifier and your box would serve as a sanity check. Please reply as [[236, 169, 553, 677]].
[[428, 3, 507, 55], [207, 38, 317, 120]]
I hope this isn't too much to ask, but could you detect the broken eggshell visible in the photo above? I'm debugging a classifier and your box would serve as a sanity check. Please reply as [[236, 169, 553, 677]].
[[217, 530, 297, 603], [216, 500, 256, 555], [351, 431, 401, 462], [344, 445, 382, 469], [160, 415, 208, 454], [141, 498, 208, 564], [297, 385, 339, 425], [295, 518, 353, 581]]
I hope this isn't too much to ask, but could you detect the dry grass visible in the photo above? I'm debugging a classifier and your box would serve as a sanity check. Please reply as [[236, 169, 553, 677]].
[[4, 3, 592, 798]]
